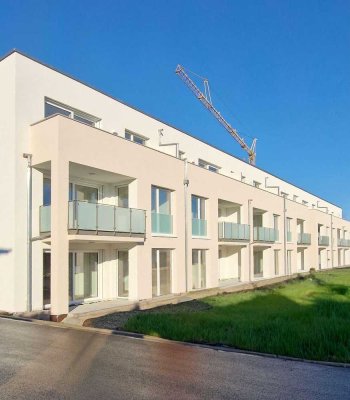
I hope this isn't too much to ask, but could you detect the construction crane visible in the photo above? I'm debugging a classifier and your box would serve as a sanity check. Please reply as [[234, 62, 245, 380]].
[[175, 65, 257, 165]]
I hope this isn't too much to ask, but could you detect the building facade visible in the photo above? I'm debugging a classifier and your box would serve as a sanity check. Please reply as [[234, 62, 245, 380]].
[[1, 50, 349, 321]]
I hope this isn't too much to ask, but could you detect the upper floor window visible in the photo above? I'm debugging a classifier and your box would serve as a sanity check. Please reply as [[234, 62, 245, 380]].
[[253, 181, 261, 188], [198, 159, 220, 173], [179, 150, 186, 160], [302, 200, 308, 206], [152, 186, 171, 215], [192, 195, 205, 220], [117, 186, 129, 208], [45, 99, 100, 127], [125, 130, 147, 146]]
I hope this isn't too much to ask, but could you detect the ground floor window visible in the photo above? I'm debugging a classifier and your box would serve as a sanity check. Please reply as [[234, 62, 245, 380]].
[[254, 250, 263, 276], [43, 252, 51, 306], [274, 250, 280, 275], [287, 250, 292, 274], [152, 249, 172, 297], [192, 249, 206, 289], [69, 252, 98, 302], [117, 250, 129, 297]]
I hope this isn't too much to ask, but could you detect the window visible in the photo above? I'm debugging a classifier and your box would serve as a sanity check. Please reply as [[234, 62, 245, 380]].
[[192, 195, 205, 220], [192, 195, 206, 236], [125, 130, 147, 145], [274, 250, 280, 275], [192, 250, 206, 289], [69, 251, 98, 302], [117, 186, 129, 208], [253, 181, 261, 188], [152, 249, 172, 297], [152, 186, 171, 215], [45, 99, 99, 127], [198, 159, 219, 173], [293, 195, 298, 202], [117, 251, 129, 297], [273, 214, 279, 231], [43, 178, 51, 206], [152, 186, 172, 234], [302, 200, 308, 206], [287, 250, 292, 274]]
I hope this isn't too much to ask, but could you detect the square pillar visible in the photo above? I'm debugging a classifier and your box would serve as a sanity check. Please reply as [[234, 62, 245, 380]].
[[50, 158, 69, 321]]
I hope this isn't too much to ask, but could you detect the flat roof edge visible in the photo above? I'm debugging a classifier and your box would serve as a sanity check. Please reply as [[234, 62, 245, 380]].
[[1, 49, 343, 210]]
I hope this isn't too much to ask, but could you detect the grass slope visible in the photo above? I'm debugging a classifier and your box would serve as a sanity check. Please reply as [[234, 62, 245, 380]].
[[124, 269, 350, 363]]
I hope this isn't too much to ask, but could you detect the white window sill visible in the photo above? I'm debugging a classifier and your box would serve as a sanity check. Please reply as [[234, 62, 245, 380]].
[[151, 234, 178, 238]]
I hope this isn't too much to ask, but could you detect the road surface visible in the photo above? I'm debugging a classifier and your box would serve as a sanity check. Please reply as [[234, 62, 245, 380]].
[[0, 317, 349, 399]]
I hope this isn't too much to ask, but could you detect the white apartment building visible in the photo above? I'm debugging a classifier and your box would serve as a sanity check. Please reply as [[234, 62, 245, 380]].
[[1, 50, 349, 321]]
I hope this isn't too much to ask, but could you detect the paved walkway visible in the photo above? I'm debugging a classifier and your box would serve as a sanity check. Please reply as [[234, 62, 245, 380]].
[[64, 273, 304, 325]]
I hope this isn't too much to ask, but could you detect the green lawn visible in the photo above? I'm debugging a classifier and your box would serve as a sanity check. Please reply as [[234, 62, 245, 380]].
[[123, 269, 350, 363]]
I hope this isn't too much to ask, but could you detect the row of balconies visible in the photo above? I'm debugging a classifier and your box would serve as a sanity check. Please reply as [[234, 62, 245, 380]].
[[39, 203, 350, 247]]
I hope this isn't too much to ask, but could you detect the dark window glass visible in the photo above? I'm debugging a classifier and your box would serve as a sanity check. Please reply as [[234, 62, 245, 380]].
[[45, 102, 71, 118]]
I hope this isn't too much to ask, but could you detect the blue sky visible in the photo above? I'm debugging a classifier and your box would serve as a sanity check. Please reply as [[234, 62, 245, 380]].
[[1, 0, 349, 217]]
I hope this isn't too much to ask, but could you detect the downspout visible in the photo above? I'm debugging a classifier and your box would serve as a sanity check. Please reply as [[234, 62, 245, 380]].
[[283, 194, 288, 275], [330, 213, 334, 268], [183, 160, 189, 292], [248, 199, 253, 282], [23, 153, 33, 312]]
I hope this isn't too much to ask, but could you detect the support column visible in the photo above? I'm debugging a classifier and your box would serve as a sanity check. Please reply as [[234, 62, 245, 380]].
[[50, 158, 69, 321]]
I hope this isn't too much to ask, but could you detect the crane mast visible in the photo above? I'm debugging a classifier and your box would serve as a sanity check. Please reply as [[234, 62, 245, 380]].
[[175, 65, 257, 165]]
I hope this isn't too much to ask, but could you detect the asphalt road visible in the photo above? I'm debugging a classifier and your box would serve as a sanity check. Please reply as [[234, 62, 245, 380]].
[[0, 318, 349, 400]]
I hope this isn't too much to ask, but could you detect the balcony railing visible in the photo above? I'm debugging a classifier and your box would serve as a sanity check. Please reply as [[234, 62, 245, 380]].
[[218, 222, 250, 240], [40, 201, 146, 235], [40, 205, 51, 233], [338, 238, 350, 247], [318, 235, 329, 246], [297, 232, 311, 245], [192, 218, 207, 237], [253, 227, 278, 242], [152, 212, 173, 235]]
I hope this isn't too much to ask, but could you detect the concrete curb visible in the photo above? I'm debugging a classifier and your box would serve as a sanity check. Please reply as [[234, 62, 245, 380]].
[[1, 314, 349, 369]]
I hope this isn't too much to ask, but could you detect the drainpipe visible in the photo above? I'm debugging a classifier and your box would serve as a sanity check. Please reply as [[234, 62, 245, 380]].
[[183, 160, 190, 292], [23, 153, 33, 312], [330, 212, 334, 268], [283, 194, 288, 275], [248, 199, 253, 282]]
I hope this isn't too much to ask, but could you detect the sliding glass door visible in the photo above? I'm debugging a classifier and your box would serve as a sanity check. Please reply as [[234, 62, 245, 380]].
[[152, 249, 172, 297], [117, 251, 129, 297], [69, 252, 99, 302]]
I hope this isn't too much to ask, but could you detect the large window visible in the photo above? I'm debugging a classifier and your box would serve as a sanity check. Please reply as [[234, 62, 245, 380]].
[[69, 183, 98, 203], [45, 99, 100, 127], [192, 195, 205, 220], [152, 186, 172, 234], [69, 252, 98, 302], [274, 250, 280, 275], [117, 251, 129, 297], [125, 130, 147, 146], [192, 195, 206, 236], [152, 249, 172, 297], [192, 250, 206, 290]]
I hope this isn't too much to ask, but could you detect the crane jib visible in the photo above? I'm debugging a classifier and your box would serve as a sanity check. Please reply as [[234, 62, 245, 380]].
[[175, 65, 257, 165]]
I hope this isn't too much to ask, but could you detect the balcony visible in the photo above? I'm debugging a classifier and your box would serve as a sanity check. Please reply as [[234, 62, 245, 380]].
[[338, 238, 350, 247], [297, 233, 311, 245], [40, 201, 146, 235], [218, 222, 250, 241], [318, 235, 329, 246], [192, 218, 207, 237], [253, 227, 278, 242], [151, 212, 173, 235]]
